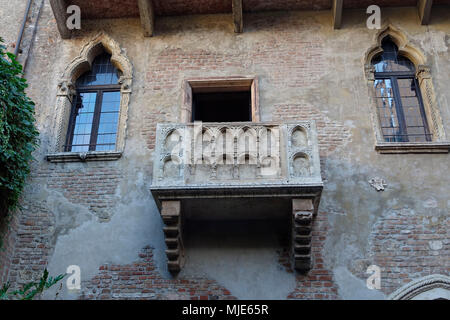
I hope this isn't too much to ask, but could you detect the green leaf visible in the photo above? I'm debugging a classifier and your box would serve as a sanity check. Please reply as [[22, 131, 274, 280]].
[[0, 38, 39, 218]]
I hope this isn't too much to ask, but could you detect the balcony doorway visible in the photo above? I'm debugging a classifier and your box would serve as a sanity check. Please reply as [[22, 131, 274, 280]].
[[192, 91, 251, 122], [182, 77, 260, 123]]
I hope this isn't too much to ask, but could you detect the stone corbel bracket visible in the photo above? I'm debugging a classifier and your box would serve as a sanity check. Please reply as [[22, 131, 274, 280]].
[[161, 201, 185, 273], [57, 80, 76, 98], [292, 199, 315, 272]]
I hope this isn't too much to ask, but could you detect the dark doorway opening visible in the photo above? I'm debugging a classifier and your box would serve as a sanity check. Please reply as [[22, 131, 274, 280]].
[[192, 91, 252, 122]]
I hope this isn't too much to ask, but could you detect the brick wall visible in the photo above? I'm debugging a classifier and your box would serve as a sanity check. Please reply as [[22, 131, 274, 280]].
[[287, 212, 339, 300], [367, 209, 450, 295], [0, 164, 121, 287], [272, 104, 352, 156], [1, 202, 54, 289], [76, 211, 338, 300], [80, 246, 237, 300], [145, 38, 324, 93], [143, 22, 326, 151], [141, 109, 169, 151], [0, 214, 19, 284], [35, 164, 122, 220], [80, 215, 339, 301]]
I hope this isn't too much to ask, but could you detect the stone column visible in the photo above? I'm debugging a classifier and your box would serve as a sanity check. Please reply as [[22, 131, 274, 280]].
[[54, 80, 76, 152], [416, 65, 446, 141]]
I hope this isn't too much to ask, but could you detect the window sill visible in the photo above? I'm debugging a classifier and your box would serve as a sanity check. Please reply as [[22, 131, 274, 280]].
[[46, 151, 122, 163], [375, 142, 450, 154]]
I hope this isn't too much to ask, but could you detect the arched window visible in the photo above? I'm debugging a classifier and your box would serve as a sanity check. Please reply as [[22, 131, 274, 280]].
[[372, 37, 431, 143], [65, 53, 122, 152], [389, 274, 450, 300]]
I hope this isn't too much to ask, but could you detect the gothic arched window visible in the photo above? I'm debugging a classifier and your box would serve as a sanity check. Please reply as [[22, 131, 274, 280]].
[[372, 37, 431, 143], [65, 53, 122, 152]]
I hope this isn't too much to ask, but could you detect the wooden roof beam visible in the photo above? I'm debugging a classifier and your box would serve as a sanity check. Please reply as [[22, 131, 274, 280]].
[[232, 0, 243, 33], [418, 0, 433, 25], [332, 0, 344, 29], [49, 0, 71, 39], [138, 0, 155, 37]]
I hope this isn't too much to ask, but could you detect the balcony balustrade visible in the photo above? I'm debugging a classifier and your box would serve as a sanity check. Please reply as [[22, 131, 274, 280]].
[[150, 121, 323, 273]]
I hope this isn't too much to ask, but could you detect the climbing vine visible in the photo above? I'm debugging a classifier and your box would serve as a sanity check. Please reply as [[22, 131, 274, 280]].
[[0, 38, 39, 219]]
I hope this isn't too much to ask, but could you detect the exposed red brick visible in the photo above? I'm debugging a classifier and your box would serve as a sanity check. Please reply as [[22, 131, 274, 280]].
[[80, 246, 238, 300], [272, 104, 352, 157], [287, 212, 339, 300], [366, 210, 450, 295]]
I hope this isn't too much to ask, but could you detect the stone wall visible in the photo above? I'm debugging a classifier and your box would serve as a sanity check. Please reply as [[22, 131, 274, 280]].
[[0, 0, 27, 51], [0, 2, 449, 299]]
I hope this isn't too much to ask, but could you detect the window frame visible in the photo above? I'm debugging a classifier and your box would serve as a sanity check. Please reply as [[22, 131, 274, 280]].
[[46, 33, 134, 163], [374, 70, 431, 143], [65, 84, 121, 152], [182, 77, 260, 123], [364, 26, 450, 154]]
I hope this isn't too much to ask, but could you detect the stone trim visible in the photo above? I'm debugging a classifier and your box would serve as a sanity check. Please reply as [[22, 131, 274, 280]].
[[375, 142, 450, 154], [365, 25, 426, 67], [389, 275, 450, 300], [46, 151, 123, 163], [50, 32, 133, 158], [364, 25, 449, 153]]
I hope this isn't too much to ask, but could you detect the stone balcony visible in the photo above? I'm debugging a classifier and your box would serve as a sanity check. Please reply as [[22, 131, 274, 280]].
[[150, 121, 323, 273]]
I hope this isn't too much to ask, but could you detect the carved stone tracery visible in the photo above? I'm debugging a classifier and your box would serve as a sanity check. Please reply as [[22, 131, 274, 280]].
[[364, 25, 449, 152], [51, 33, 133, 156], [389, 275, 450, 300]]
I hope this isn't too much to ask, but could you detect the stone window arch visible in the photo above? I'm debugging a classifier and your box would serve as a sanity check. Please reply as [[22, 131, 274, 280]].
[[389, 274, 450, 300], [364, 25, 449, 153], [47, 33, 133, 162]]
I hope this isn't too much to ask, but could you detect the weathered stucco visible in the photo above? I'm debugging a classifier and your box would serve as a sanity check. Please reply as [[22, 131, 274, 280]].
[[0, 0, 27, 51], [0, 2, 449, 299]]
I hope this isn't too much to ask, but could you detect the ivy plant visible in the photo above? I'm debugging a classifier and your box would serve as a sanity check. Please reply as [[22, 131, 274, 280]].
[[0, 268, 65, 300], [0, 37, 39, 218]]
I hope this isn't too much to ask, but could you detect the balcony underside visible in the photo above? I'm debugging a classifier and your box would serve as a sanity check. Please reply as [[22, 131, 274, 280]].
[[151, 183, 323, 218]]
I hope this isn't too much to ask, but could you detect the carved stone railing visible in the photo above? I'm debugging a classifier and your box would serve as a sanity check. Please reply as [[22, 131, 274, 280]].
[[152, 121, 322, 187], [150, 121, 323, 273]]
